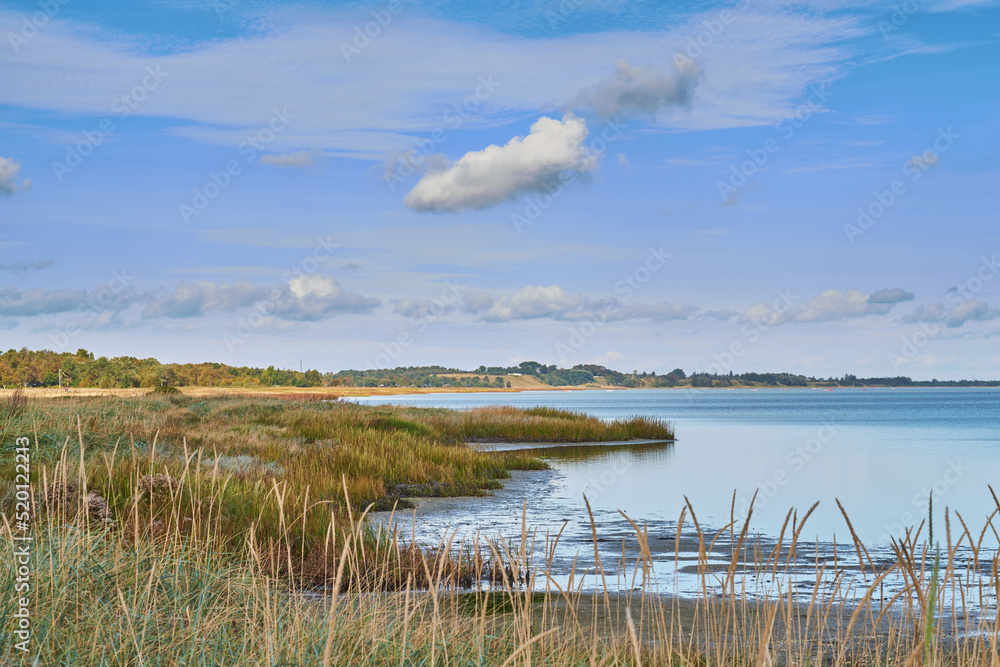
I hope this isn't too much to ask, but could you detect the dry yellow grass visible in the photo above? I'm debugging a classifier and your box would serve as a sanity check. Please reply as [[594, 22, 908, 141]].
[[3, 457, 998, 665]]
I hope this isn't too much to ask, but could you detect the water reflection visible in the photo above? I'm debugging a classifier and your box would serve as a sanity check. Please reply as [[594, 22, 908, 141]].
[[522, 440, 676, 463]]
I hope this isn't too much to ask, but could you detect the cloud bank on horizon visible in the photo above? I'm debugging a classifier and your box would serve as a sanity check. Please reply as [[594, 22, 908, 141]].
[[0, 0, 997, 379]]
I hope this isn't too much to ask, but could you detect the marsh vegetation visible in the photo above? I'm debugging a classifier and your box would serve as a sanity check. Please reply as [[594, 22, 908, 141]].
[[0, 391, 997, 665]]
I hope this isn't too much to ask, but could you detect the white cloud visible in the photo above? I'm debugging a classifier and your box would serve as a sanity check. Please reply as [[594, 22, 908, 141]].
[[902, 299, 1000, 328], [288, 274, 335, 299], [462, 290, 494, 313], [478, 284, 696, 323], [569, 57, 700, 119], [742, 288, 909, 324], [142, 281, 268, 318], [699, 309, 740, 320], [0, 156, 29, 195], [404, 114, 596, 212], [484, 285, 583, 321], [390, 284, 698, 323], [141, 277, 380, 320], [392, 296, 455, 319], [794, 289, 895, 322], [390, 288, 494, 319], [608, 302, 699, 321], [277, 275, 379, 320], [0, 287, 85, 316], [0, 285, 136, 316]]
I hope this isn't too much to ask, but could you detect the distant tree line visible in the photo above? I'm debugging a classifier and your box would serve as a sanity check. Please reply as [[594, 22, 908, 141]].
[[2, 348, 996, 389], [0, 348, 324, 389]]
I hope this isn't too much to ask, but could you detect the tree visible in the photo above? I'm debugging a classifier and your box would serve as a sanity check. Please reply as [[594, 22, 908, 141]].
[[139, 370, 160, 388], [518, 361, 543, 374]]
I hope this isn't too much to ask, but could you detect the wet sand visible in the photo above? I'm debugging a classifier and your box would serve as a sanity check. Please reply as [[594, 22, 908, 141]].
[[370, 462, 998, 646]]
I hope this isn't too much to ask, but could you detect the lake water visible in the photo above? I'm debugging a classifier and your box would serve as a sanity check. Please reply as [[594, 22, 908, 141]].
[[355, 387, 1000, 606]]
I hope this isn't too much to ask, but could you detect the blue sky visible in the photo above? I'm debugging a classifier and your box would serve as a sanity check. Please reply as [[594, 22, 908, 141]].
[[1, 0, 998, 379]]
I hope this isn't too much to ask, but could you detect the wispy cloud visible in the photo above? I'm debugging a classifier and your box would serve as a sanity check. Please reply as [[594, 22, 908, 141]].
[[0, 286, 137, 316], [393, 284, 699, 324], [0, 7, 868, 157], [849, 113, 894, 126], [0, 260, 54, 274], [259, 150, 318, 167], [783, 157, 880, 174], [481, 285, 698, 323], [662, 156, 717, 167], [142, 276, 380, 321], [902, 300, 1000, 328], [742, 288, 911, 324]]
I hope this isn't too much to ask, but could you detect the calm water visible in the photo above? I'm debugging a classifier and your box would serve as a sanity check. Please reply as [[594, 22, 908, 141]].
[[358, 387, 998, 543], [357, 388, 999, 604]]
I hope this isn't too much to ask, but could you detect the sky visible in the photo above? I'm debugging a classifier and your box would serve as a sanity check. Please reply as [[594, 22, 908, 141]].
[[0, 0, 998, 379]]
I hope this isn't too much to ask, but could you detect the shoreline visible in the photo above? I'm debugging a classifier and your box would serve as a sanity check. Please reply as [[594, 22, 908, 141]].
[[465, 438, 676, 452]]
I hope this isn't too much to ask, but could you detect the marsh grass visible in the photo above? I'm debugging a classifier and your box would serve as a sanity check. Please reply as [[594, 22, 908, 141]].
[[1, 394, 997, 666], [3, 461, 999, 666], [0, 395, 665, 583], [428, 405, 675, 443]]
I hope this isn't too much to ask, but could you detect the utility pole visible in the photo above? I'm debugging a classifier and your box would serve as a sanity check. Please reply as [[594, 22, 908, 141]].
[[300, 359, 303, 372], [58, 368, 62, 388]]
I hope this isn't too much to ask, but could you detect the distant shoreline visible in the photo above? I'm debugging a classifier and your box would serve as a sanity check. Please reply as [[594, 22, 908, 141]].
[[7, 383, 999, 401]]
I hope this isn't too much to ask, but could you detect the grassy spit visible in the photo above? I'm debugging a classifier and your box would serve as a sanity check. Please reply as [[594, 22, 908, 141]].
[[0, 391, 672, 582], [2, 391, 999, 665]]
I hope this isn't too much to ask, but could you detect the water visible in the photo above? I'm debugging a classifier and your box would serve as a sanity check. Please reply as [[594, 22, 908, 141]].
[[356, 388, 1000, 608]]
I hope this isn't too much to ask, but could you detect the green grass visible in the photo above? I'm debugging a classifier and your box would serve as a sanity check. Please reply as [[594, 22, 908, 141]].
[[422, 405, 674, 443], [0, 394, 666, 584]]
